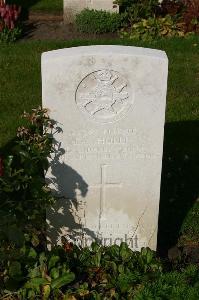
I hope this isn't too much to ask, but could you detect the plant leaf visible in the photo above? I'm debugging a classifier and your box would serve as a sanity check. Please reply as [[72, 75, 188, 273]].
[[51, 273, 75, 290], [48, 255, 60, 270], [24, 277, 49, 289]]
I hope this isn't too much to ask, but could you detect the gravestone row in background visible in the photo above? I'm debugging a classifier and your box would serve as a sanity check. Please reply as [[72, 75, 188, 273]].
[[63, 0, 164, 24], [64, 0, 119, 24], [42, 45, 168, 250]]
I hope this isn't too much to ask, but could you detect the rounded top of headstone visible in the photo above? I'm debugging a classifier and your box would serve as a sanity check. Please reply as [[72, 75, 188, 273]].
[[42, 45, 168, 62]]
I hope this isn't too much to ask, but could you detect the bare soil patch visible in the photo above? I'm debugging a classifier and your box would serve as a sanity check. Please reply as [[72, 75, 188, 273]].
[[22, 13, 119, 41]]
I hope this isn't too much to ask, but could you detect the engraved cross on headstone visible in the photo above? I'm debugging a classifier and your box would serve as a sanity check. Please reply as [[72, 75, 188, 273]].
[[91, 165, 122, 219]]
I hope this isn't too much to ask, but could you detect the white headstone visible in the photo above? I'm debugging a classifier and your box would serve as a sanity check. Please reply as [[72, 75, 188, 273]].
[[64, 0, 119, 24], [42, 45, 168, 251]]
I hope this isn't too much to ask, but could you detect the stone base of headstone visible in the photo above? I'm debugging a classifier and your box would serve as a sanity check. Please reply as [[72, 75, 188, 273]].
[[64, 0, 119, 24]]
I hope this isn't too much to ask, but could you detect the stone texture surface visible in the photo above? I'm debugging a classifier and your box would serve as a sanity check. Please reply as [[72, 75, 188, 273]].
[[42, 45, 168, 251], [64, 0, 119, 23]]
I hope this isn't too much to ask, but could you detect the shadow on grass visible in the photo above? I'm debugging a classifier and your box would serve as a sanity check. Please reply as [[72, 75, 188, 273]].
[[22, 22, 38, 39], [157, 120, 199, 256]]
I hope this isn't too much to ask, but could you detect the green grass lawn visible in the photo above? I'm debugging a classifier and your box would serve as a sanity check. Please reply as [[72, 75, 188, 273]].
[[7, 0, 63, 13], [0, 37, 198, 252], [30, 0, 63, 13]]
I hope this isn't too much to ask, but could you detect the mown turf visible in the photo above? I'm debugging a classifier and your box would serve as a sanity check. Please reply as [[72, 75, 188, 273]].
[[7, 0, 63, 13], [30, 0, 63, 13], [0, 37, 198, 252]]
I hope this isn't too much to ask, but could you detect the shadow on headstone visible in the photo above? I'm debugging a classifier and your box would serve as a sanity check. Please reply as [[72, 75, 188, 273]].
[[46, 141, 100, 248], [46, 162, 89, 247], [158, 120, 199, 256]]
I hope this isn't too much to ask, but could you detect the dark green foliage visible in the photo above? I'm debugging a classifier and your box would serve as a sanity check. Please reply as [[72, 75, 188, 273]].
[[22, 249, 75, 299], [115, 0, 159, 13], [1, 240, 199, 299], [75, 9, 123, 33], [135, 265, 199, 299], [0, 107, 55, 234], [0, 238, 161, 298], [0, 107, 57, 294], [120, 15, 186, 41], [0, 27, 22, 43], [6, 0, 63, 13], [115, 0, 198, 38], [114, 0, 160, 24]]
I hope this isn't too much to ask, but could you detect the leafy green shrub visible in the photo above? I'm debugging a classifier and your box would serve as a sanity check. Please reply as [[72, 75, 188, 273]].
[[115, 0, 159, 13], [0, 107, 57, 291], [0, 26, 21, 43], [121, 15, 185, 41], [0, 107, 55, 232], [75, 9, 122, 33], [20, 250, 75, 300], [1, 243, 162, 299], [114, 0, 160, 24], [2, 241, 199, 299]]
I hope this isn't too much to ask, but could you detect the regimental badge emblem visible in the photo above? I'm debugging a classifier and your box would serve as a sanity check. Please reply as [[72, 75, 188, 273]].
[[76, 70, 132, 123]]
